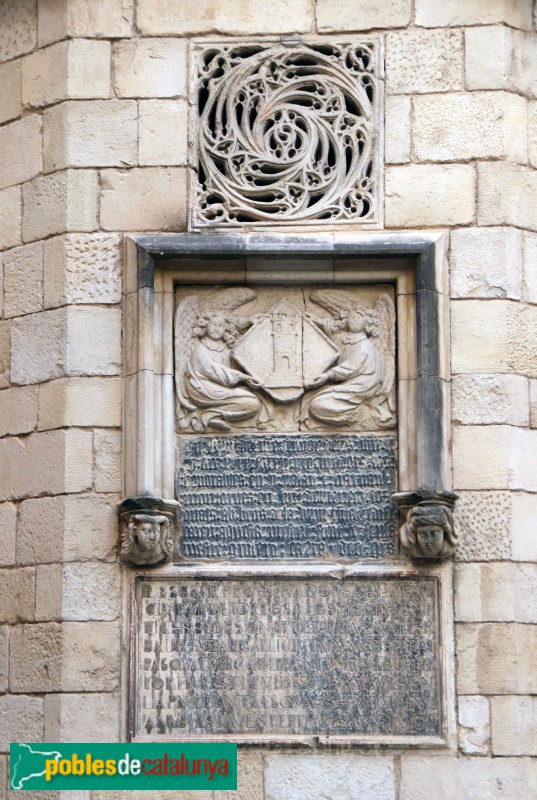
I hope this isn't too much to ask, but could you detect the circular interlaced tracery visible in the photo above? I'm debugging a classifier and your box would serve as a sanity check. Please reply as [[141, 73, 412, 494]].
[[194, 43, 379, 227]]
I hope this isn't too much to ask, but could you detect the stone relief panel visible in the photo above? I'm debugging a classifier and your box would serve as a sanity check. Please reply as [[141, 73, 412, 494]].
[[174, 286, 396, 434], [191, 39, 382, 228]]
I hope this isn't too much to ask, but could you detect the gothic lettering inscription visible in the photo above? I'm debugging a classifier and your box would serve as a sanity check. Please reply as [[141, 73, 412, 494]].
[[176, 435, 397, 560], [135, 577, 440, 739]]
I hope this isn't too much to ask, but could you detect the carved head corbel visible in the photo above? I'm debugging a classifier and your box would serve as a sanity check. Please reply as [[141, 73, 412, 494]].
[[393, 488, 459, 562], [118, 496, 180, 567]]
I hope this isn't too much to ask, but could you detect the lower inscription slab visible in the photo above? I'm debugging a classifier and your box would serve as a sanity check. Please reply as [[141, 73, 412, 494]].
[[176, 434, 397, 560], [133, 574, 442, 742]]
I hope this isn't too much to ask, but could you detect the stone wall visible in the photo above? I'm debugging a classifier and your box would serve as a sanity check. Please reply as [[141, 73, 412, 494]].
[[0, 0, 536, 798]]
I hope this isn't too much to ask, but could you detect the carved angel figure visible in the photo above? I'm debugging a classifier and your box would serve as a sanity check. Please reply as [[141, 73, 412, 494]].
[[175, 288, 271, 432], [300, 290, 396, 429]]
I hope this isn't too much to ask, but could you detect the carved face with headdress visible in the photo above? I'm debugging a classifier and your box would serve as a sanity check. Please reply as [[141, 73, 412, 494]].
[[122, 513, 173, 566], [405, 504, 456, 559]]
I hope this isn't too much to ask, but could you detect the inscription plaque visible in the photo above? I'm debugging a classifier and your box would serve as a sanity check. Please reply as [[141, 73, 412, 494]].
[[176, 435, 397, 560], [135, 576, 441, 741]]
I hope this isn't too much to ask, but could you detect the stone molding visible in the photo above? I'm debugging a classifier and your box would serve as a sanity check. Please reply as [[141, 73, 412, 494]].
[[123, 230, 450, 500]]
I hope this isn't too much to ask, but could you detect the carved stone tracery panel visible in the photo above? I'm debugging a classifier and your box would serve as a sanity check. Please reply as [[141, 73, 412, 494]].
[[192, 40, 382, 227]]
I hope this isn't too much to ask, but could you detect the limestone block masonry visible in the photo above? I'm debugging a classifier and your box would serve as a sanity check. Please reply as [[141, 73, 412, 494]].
[[0, 1, 536, 798]]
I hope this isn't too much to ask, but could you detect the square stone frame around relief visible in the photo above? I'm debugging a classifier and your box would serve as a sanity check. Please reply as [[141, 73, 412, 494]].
[[122, 230, 455, 748]]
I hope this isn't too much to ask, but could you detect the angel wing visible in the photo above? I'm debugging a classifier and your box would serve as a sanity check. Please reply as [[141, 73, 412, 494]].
[[309, 288, 357, 316], [372, 294, 396, 400], [201, 287, 257, 312], [174, 295, 199, 425]]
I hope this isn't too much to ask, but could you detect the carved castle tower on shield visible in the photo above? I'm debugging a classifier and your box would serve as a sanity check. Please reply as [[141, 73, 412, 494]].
[[266, 301, 302, 389]]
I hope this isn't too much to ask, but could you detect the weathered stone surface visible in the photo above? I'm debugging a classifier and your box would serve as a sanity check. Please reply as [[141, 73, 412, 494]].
[[450, 227, 522, 300], [0, 0, 36, 62], [385, 165, 475, 227], [0, 386, 38, 438], [452, 374, 528, 426], [11, 308, 66, 384], [35, 564, 63, 622], [0, 503, 16, 566], [63, 563, 120, 621], [454, 491, 511, 562], [478, 163, 537, 232], [457, 623, 537, 694], [100, 168, 187, 232], [62, 622, 120, 691], [416, 0, 532, 28], [0, 627, 7, 692], [0, 321, 9, 389], [39, 0, 133, 43], [466, 27, 537, 96], [455, 563, 537, 623], [136, 577, 440, 738], [114, 39, 187, 98], [511, 493, 537, 561], [385, 95, 411, 164], [218, 752, 264, 800], [458, 696, 490, 756], [399, 756, 537, 800], [0, 186, 22, 251], [139, 99, 188, 166], [22, 170, 98, 242], [3, 241, 43, 317], [0, 59, 21, 124], [64, 495, 118, 562], [0, 116, 42, 191], [509, 303, 537, 378], [11, 306, 121, 383], [453, 426, 537, 492], [22, 40, 110, 108], [0, 695, 43, 753], [65, 307, 121, 376], [451, 300, 510, 374], [529, 380, 537, 427], [386, 30, 463, 94], [529, 101, 537, 169], [491, 696, 537, 756], [265, 755, 395, 800], [45, 693, 120, 743], [44, 100, 137, 171], [523, 231, 537, 304], [317, 0, 410, 31], [0, 430, 93, 501], [18, 496, 65, 564], [39, 377, 121, 430], [94, 430, 121, 493], [10, 622, 62, 692], [453, 426, 511, 490], [18, 494, 117, 564], [44, 233, 121, 307], [0, 567, 34, 623], [137, 0, 314, 35], [414, 92, 526, 164]]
